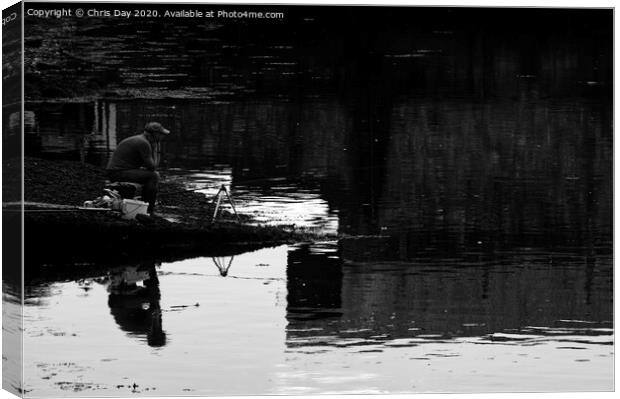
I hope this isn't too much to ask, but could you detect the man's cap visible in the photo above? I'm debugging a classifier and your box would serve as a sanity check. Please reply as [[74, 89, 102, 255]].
[[144, 122, 170, 135]]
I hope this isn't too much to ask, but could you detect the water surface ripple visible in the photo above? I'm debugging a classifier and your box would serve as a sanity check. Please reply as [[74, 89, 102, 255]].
[[22, 243, 613, 395]]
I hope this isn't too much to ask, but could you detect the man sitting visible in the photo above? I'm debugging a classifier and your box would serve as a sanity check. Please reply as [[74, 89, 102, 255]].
[[106, 121, 170, 215]]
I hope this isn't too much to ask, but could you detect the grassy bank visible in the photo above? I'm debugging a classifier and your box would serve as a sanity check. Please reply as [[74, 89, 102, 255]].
[[4, 157, 311, 265]]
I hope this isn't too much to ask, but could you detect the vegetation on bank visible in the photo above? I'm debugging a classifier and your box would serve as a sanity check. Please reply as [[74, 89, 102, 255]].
[[3, 157, 316, 264]]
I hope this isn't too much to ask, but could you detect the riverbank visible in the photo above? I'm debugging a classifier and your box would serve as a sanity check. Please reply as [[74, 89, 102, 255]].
[[4, 157, 318, 266]]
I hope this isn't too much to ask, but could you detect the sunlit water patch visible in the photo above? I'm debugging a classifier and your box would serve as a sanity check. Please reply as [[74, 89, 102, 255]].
[[22, 244, 613, 396], [3, 283, 23, 395], [165, 168, 339, 234]]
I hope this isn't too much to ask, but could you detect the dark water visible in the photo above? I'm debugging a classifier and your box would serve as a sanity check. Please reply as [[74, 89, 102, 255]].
[[16, 5, 613, 395], [22, 7, 611, 100], [23, 6, 613, 251]]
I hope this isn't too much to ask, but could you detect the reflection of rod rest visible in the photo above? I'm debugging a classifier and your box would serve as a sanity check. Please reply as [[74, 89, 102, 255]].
[[212, 256, 235, 277], [212, 184, 240, 223]]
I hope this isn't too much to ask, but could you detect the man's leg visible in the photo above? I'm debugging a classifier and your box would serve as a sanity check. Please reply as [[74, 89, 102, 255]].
[[107, 169, 160, 214]]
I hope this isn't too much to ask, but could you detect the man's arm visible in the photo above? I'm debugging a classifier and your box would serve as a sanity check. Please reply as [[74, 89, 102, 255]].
[[139, 141, 157, 171], [152, 142, 161, 167]]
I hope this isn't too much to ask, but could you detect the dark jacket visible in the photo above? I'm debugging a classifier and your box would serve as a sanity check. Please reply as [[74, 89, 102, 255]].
[[106, 134, 156, 171]]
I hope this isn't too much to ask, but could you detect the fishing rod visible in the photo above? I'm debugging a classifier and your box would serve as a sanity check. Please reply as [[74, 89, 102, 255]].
[[157, 175, 289, 197], [158, 185, 218, 197]]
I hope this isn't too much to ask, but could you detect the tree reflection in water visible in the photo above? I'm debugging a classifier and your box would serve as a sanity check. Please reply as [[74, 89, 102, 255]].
[[285, 242, 613, 346]]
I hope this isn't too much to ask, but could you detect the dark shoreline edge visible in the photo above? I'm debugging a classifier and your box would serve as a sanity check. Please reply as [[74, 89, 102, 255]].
[[2, 156, 319, 274], [21, 209, 300, 267]]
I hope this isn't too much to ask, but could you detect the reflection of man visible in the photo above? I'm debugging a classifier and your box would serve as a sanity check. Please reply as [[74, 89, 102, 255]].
[[106, 122, 170, 215], [107, 262, 166, 347]]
